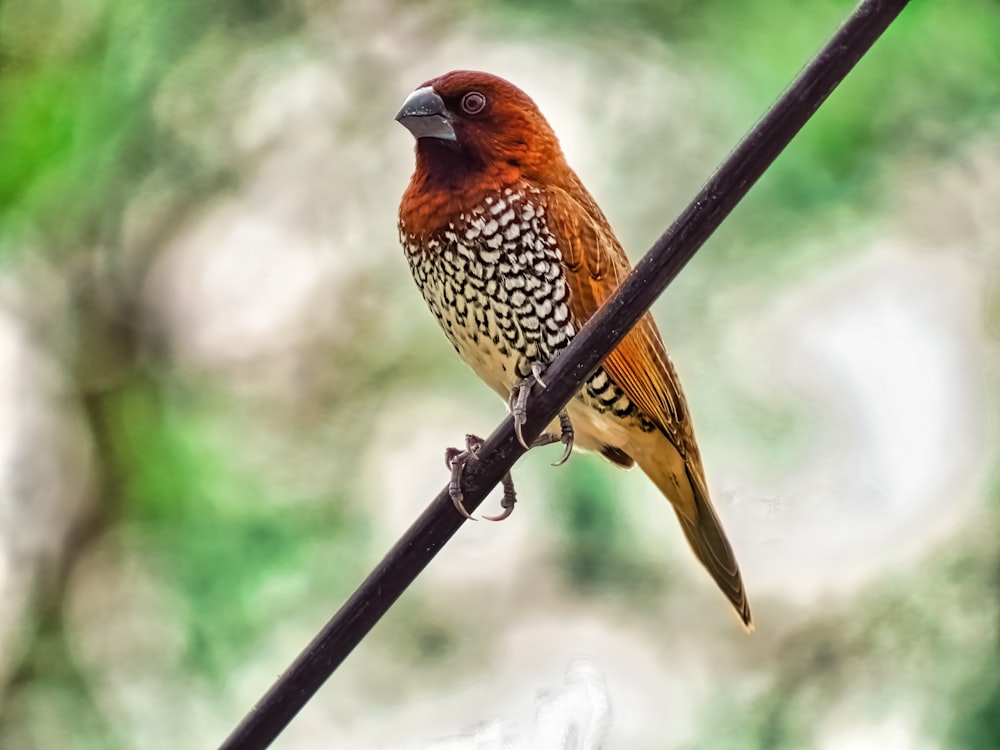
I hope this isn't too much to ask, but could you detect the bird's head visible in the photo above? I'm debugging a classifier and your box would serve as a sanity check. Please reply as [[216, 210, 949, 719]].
[[395, 70, 568, 191]]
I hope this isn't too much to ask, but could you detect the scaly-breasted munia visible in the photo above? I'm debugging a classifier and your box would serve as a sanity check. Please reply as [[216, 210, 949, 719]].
[[396, 70, 752, 630]]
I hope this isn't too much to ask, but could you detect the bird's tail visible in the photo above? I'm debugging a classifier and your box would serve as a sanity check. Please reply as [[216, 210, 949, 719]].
[[636, 442, 753, 631]]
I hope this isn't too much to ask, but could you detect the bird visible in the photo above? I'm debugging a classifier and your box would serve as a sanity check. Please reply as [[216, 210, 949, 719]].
[[395, 70, 753, 630]]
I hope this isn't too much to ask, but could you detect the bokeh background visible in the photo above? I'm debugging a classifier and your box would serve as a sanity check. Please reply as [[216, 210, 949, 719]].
[[2, 0, 999, 748]]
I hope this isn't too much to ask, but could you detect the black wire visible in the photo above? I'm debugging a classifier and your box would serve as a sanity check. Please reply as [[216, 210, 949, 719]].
[[217, 1, 911, 747]]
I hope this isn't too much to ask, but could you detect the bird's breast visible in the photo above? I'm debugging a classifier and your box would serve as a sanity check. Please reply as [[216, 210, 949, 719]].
[[401, 186, 575, 396], [400, 184, 653, 452]]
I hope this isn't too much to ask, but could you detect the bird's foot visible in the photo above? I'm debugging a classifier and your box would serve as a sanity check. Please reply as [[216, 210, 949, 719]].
[[510, 361, 550, 449], [445, 434, 519, 522], [529, 409, 575, 466], [482, 471, 518, 522], [445, 435, 482, 520]]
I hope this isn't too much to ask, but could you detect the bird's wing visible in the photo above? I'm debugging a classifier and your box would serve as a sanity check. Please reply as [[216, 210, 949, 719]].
[[543, 183, 693, 452]]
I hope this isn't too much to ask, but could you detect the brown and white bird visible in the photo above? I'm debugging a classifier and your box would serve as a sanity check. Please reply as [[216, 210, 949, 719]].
[[396, 70, 752, 630]]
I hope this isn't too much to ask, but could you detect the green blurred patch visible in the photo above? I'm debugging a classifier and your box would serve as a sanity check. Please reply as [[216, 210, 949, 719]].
[[487, 0, 763, 41], [947, 482, 1000, 749], [171, 505, 361, 680], [491, 0, 1000, 274], [104, 376, 368, 679], [732, 0, 1000, 251], [0, 0, 300, 258], [381, 598, 470, 668], [0, 58, 149, 253], [687, 541, 1000, 750], [951, 655, 1000, 750], [0, 616, 127, 750], [551, 459, 666, 596]]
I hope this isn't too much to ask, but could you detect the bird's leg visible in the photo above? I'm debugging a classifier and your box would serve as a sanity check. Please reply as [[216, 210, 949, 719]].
[[510, 361, 552, 449], [445, 434, 519, 522]]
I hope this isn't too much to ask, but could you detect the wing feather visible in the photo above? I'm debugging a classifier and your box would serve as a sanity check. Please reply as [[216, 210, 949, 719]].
[[544, 183, 693, 454]]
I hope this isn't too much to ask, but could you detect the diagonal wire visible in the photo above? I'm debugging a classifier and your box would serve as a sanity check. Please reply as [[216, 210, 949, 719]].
[[218, 1, 910, 747]]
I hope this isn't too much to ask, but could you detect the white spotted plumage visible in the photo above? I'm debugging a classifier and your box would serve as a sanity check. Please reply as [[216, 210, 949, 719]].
[[402, 186, 569, 390], [400, 184, 651, 456]]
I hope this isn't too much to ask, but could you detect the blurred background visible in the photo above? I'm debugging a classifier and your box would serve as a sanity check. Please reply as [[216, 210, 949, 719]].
[[1, 0, 999, 747]]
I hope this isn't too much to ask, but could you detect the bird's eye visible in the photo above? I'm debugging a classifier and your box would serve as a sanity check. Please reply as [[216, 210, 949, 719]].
[[461, 91, 487, 115]]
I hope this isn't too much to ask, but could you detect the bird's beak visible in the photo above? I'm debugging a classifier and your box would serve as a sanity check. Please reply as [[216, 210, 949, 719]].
[[395, 86, 457, 141]]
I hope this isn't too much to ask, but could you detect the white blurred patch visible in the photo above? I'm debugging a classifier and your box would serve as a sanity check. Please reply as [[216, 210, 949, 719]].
[[146, 196, 332, 370], [720, 244, 989, 600], [0, 305, 94, 685], [818, 715, 930, 750], [145, 50, 405, 381], [317, 616, 688, 750], [415, 661, 611, 750], [65, 528, 231, 750]]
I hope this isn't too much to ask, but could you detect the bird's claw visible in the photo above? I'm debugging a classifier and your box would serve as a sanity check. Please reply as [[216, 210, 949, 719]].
[[446, 365, 571, 521], [445, 434, 519, 521], [530, 361, 547, 389], [510, 361, 550, 450], [482, 472, 518, 522], [446, 434, 484, 520], [552, 410, 574, 466], [528, 409, 574, 466]]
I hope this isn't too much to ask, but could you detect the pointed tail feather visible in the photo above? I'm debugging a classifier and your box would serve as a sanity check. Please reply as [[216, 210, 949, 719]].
[[676, 463, 753, 631], [636, 442, 753, 631]]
